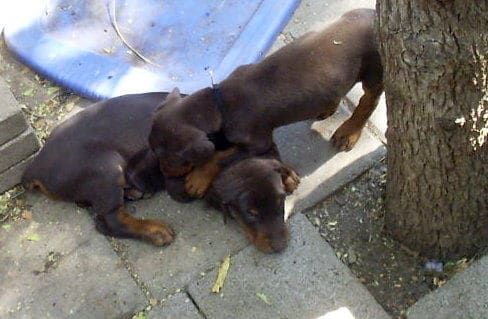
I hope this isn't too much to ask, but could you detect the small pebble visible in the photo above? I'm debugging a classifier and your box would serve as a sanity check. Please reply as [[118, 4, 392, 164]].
[[425, 261, 443, 272]]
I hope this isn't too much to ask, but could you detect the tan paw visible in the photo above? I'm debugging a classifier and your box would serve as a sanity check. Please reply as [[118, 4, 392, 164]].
[[143, 220, 176, 246], [331, 123, 362, 152], [184, 168, 213, 198], [283, 168, 300, 194]]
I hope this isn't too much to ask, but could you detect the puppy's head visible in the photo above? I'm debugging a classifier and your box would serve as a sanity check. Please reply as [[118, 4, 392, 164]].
[[209, 158, 299, 253], [149, 88, 215, 177]]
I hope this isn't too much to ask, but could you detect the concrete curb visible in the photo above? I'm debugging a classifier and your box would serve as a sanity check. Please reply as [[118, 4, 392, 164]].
[[0, 77, 40, 193], [407, 255, 488, 319]]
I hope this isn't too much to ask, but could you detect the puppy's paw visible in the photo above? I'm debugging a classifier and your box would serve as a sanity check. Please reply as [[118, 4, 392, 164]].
[[281, 165, 300, 194], [184, 168, 213, 198], [331, 124, 362, 152], [124, 187, 144, 201], [142, 220, 176, 246]]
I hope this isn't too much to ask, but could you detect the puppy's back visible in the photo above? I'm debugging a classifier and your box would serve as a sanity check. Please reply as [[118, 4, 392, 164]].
[[22, 92, 168, 195]]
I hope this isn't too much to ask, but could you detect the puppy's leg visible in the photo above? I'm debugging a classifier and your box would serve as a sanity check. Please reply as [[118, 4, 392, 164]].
[[24, 179, 62, 201], [88, 165, 174, 246], [185, 147, 238, 197], [99, 206, 175, 246], [124, 188, 144, 201], [331, 83, 383, 151], [125, 149, 165, 200]]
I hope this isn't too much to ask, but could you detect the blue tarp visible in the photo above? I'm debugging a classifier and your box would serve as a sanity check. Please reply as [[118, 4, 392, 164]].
[[4, 0, 300, 100]]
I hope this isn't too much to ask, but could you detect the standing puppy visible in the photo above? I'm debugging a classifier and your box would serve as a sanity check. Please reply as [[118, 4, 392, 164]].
[[150, 9, 383, 195]]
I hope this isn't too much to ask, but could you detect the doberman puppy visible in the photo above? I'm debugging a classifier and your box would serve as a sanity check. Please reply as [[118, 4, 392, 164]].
[[206, 156, 300, 253], [22, 92, 299, 251], [150, 9, 383, 196], [22, 92, 182, 246]]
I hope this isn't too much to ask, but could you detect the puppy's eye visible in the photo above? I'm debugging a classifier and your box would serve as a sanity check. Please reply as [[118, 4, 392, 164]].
[[242, 208, 260, 223]]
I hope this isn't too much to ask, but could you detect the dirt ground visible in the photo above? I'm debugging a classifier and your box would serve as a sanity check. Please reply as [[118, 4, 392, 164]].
[[0, 36, 471, 319], [303, 160, 477, 318]]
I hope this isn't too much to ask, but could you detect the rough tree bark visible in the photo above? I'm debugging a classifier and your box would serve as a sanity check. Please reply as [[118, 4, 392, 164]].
[[376, 0, 488, 260]]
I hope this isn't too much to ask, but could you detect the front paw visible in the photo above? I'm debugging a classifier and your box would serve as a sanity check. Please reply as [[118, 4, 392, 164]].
[[331, 123, 362, 152], [124, 187, 144, 201], [185, 169, 212, 198], [142, 220, 176, 246], [282, 165, 300, 194]]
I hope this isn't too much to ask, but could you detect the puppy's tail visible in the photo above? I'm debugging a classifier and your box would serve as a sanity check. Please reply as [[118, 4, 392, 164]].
[[21, 152, 46, 191], [21, 161, 37, 190]]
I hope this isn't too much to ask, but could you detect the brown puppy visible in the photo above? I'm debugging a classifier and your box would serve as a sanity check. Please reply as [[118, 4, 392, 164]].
[[22, 92, 192, 246], [206, 157, 300, 253], [150, 9, 383, 195]]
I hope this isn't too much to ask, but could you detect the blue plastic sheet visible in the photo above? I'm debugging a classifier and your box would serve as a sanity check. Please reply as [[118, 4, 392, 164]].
[[4, 0, 300, 99]]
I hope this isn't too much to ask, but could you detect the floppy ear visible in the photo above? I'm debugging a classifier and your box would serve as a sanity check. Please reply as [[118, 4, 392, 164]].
[[169, 87, 181, 97]]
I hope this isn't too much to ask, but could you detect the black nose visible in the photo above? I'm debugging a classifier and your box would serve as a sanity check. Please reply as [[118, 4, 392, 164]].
[[269, 235, 289, 252]]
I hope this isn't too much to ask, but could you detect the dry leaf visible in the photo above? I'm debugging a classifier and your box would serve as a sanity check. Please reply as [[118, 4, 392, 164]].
[[212, 255, 231, 293], [22, 88, 35, 97], [21, 210, 33, 220], [47, 86, 60, 95], [26, 233, 40, 241], [256, 292, 271, 305]]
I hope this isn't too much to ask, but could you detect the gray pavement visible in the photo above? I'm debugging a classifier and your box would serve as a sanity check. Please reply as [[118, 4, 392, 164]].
[[147, 293, 203, 319], [0, 194, 146, 319], [1, 0, 485, 318], [188, 214, 389, 319], [275, 103, 385, 216], [116, 193, 248, 300]]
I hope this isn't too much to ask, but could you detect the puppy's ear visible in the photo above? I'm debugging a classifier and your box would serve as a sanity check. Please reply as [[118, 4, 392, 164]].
[[166, 87, 183, 103], [157, 87, 182, 110], [169, 87, 181, 97]]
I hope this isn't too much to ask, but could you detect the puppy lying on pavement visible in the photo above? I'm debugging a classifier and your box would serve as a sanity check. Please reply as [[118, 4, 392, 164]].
[[206, 157, 299, 253], [22, 92, 299, 251], [22, 93, 177, 245]]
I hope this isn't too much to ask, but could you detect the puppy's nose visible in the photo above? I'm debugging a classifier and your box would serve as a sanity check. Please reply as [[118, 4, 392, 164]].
[[269, 237, 289, 252], [269, 227, 290, 252]]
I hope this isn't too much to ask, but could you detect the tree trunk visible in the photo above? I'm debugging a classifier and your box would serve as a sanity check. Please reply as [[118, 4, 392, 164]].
[[377, 0, 488, 260]]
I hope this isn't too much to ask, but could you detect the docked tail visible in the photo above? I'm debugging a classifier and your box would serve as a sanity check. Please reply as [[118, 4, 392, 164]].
[[21, 160, 37, 190]]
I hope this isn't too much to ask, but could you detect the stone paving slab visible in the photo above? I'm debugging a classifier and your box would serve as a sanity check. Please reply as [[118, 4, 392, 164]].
[[407, 255, 488, 319], [147, 293, 203, 319], [116, 192, 249, 300], [0, 152, 36, 193], [269, 0, 375, 53], [188, 213, 390, 319], [275, 102, 386, 216], [0, 127, 40, 173], [0, 193, 146, 319], [0, 77, 28, 146]]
